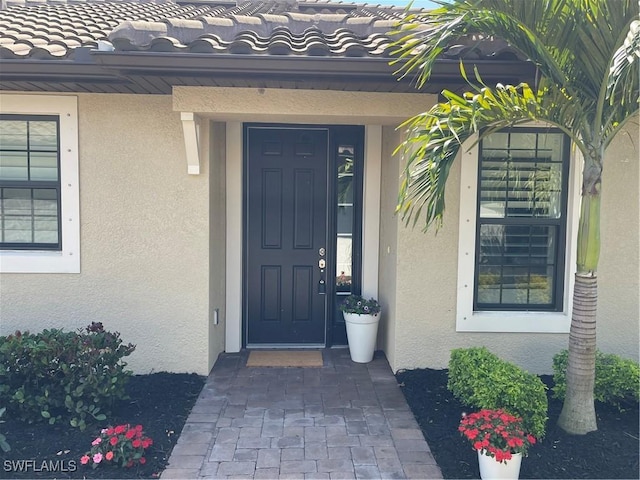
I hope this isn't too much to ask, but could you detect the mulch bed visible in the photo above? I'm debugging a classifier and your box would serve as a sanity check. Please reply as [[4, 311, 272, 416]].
[[1, 373, 205, 479], [396, 368, 639, 479]]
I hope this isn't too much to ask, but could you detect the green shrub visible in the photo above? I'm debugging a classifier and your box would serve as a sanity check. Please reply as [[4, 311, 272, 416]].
[[447, 347, 548, 438], [0, 322, 135, 430], [0, 407, 9, 452], [552, 349, 640, 409]]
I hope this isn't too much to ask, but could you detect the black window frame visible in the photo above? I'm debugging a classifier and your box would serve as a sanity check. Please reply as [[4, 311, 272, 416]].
[[0, 114, 62, 251], [473, 127, 571, 312]]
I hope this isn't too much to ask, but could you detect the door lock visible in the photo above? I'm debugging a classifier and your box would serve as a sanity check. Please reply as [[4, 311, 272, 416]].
[[318, 259, 326, 269], [319, 247, 325, 257]]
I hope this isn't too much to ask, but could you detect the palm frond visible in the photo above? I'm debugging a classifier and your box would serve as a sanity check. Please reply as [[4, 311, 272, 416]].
[[396, 80, 549, 230], [606, 19, 640, 139]]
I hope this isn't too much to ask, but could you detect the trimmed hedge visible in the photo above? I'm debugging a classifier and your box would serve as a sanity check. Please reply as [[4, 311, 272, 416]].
[[0, 322, 135, 430], [448, 347, 548, 438], [552, 349, 640, 410]]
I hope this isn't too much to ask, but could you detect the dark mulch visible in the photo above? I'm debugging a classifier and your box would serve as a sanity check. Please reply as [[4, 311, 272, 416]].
[[1, 373, 205, 479], [397, 368, 639, 480]]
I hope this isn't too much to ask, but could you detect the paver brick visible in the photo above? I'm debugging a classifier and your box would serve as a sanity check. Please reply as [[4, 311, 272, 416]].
[[305, 426, 327, 442], [329, 472, 356, 480], [326, 435, 360, 447], [390, 428, 425, 440], [306, 473, 331, 479], [208, 444, 235, 462], [160, 468, 200, 479], [305, 442, 329, 460], [281, 448, 305, 461], [254, 467, 280, 479], [233, 448, 258, 461], [166, 455, 205, 469], [237, 436, 272, 448], [169, 442, 210, 456], [350, 446, 376, 465], [176, 432, 214, 444], [327, 447, 352, 460], [317, 458, 354, 473], [216, 461, 256, 476], [275, 435, 304, 448], [393, 439, 430, 452], [354, 465, 382, 479], [403, 463, 443, 479], [214, 427, 240, 444], [257, 448, 281, 468], [280, 460, 318, 474], [397, 451, 437, 464]]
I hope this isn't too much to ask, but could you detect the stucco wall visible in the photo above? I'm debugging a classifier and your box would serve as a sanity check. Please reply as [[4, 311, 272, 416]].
[[0, 94, 211, 375], [386, 119, 639, 374], [377, 126, 401, 368], [209, 121, 227, 366]]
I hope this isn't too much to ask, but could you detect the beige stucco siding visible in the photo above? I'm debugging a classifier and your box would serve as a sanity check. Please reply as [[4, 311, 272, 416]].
[[0, 94, 212, 375], [597, 120, 640, 362], [384, 119, 639, 374]]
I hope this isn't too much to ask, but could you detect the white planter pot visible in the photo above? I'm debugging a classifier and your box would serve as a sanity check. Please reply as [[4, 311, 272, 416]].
[[477, 450, 522, 480], [342, 312, 380, 363]]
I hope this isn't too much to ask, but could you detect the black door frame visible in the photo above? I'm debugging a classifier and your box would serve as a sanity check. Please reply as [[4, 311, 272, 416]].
[[242, 123, 364, 348]]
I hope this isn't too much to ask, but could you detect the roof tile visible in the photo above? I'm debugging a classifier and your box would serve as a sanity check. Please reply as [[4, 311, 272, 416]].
[[0, 0, 525, 62]]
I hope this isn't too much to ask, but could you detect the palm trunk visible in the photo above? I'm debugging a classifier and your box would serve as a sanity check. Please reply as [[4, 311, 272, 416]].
[[557, 145, 602, 435], [557, 273, 598, 434]]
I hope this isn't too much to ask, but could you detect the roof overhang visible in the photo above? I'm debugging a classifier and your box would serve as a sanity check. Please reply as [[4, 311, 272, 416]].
[[0, 51, 537, 94]]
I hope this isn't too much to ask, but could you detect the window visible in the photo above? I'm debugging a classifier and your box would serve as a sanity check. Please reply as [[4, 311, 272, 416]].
[[475, 129, 569, 311], [456, 126, 580, 333], [1, 116, 61, 250], [0, 95, 79, 273]]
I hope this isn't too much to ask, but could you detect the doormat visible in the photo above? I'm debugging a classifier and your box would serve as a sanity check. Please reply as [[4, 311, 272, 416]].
[[246, 350, 323, 368]]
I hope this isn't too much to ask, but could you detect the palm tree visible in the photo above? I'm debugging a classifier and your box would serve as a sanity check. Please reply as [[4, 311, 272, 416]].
[[391, 0, 638, 434]]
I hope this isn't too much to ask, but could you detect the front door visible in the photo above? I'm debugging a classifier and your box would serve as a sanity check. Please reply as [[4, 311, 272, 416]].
[[245, 127, 328, 345]]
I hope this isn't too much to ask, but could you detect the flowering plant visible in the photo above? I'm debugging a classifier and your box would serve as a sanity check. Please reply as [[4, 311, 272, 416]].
[[81, 424, 153, 469], [339, 294, 381, 315], [458, 409, 536, 463]]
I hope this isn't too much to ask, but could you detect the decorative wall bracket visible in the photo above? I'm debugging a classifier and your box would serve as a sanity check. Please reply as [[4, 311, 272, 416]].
[[181, 111, 200, 175]]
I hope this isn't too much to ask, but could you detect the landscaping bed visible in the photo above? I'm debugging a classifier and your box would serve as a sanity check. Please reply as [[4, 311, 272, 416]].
[[397, 368, 639, 479], [1, 373, 205, 479]]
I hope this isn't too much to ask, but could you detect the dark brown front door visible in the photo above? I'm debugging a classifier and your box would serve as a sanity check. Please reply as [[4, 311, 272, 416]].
[[245, 127, 328, 345]]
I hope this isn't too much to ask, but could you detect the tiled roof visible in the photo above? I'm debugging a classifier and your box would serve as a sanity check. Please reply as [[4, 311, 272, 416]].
[[0, 0, 521, 61]]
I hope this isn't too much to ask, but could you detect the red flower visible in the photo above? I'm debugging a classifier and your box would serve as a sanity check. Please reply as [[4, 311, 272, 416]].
[[125, 429, 136, 439], [105, 451, 114, 461], [106, 427, 115, 436], [458, 408, 536, 463], [132, 439, 142, 448], [139, 457, 146, 465], [114, 425, 127, 434], [110, 436, 118, 446], [464, 428, 479, 440]]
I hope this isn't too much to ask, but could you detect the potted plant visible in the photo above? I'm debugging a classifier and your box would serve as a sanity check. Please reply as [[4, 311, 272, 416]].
[[458, 408, 536, 479], [339, 294, 381, 363]]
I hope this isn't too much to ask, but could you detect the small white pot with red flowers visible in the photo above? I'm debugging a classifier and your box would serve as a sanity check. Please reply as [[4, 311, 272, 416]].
[[458, 409, 536, 480], [339, 294, 381, 363]]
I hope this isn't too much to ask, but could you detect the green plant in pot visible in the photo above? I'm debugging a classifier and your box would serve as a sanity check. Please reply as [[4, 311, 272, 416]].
[[339, 294, 381, 363]]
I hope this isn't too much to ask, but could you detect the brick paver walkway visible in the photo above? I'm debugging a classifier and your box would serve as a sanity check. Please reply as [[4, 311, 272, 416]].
[[161, 349, 442, 479]]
